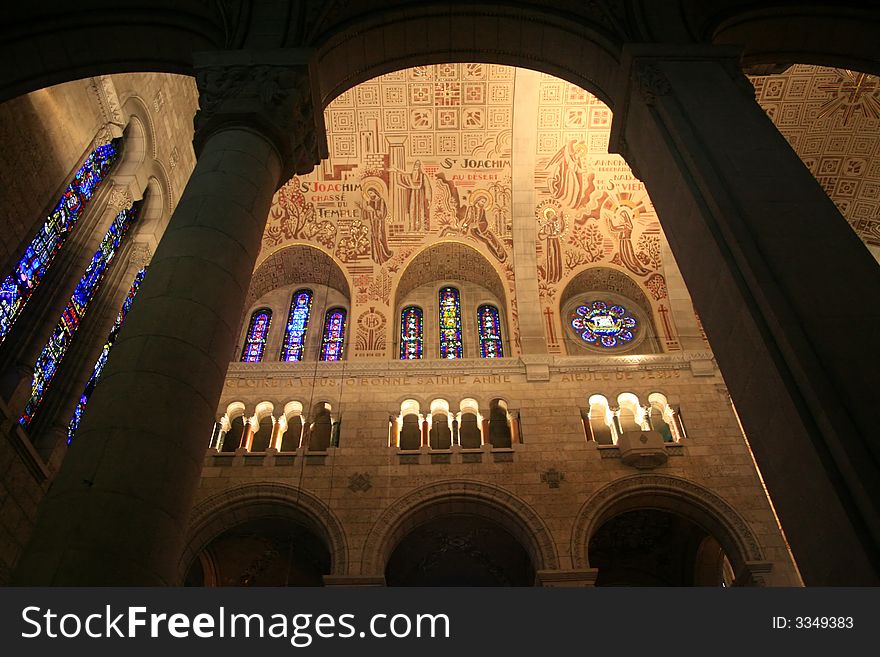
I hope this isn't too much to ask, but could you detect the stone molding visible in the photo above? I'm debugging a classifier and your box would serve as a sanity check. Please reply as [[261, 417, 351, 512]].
[[224, 351, 718, 378], [180, 482, 348, 581], [89, 75, 125, 140], [360, 479, 559, 574], [571, 473, 765, 570], [193, 49, 328, 184]]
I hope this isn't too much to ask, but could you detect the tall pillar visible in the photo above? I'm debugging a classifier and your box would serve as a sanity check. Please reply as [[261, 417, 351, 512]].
[[510, 68, 547, 355], [610, 44, 880, 585], [13, 49, 326, 585]]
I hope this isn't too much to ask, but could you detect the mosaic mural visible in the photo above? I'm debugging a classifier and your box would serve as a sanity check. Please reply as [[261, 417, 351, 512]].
[[531, 73, 673, 353], [255, 64, 677, 358], [258, 63, 517, 358]]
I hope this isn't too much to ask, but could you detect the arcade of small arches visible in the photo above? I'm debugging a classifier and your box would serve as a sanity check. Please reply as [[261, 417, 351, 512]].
[[390, 397, 518, 450], [583, 392, 685, 445], [211, 400, 340, 453], [209, 391, 683, 455], [182, 477, 758, 587]]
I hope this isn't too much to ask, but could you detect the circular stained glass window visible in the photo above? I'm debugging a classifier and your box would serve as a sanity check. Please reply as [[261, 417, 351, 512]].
[[571, 301, 636, 348]]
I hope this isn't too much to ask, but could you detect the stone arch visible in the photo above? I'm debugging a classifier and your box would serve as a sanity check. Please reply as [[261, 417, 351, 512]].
[[315, 4, 621, 107], [248, 243, 351, 307], [361, 480, 559, 575], [179, 482, 348, 583], [571, 474, 765, 578], [703, 4, 880, 76], [393, 240, 507, 308]]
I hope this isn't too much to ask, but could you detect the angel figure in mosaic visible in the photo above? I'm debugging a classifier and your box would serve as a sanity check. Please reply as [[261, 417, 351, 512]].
[[547, 139, 595, 209]]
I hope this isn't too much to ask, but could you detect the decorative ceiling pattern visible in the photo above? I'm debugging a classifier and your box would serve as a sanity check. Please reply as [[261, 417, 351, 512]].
[[753, 65, 880, 247]]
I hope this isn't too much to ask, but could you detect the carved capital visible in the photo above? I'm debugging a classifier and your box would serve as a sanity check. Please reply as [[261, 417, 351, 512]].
[[193, 50, 327, 185], [128, 243, 153, 269], [635, 61, 671, 106], [107, 185, 134, 212]]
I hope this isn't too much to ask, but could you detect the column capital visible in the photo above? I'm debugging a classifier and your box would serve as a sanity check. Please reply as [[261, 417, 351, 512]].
[[192, 49, 328, 185], [609, 44, 752, 167]]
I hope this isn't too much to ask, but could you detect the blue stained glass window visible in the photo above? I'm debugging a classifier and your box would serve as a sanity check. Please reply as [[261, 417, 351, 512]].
[[571, 301, 637, 348], [400, 306, 423, 360], [0, 140, 120, 345], [280, 289, 313, 361], [19, 202, 139, 428], [439, 287, 462, 359], [320, 308, 346, 362], [67, 267, 147, 444], [241, 309, 272, 363], [477, 304, 504, 358]]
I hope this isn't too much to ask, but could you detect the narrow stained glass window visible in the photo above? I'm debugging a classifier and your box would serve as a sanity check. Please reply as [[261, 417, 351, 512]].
[[439, 287, 462, 359], [477, 304, 504, 358], [67, 267, 147, 444], [1, 140, 120, 345], [19, 202, 140, 428], [400, 306, 423, 360], [320, 308, 346, 362], [241, 309, 272, 363], [280, 289, 312, 361]]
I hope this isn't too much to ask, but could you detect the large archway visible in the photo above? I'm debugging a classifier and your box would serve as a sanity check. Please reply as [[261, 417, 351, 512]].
[[179, 482, 348, 584], [385, 514, 535, 586], [185, 516, 331, 587], [361, 480, 558, 579], [572, 474, 769, 585], [588, 508, 734, 586]]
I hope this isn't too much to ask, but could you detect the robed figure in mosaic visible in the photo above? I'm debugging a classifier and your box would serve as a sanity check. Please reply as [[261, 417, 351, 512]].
[[608, 205, 652, 276], [363, 188, 394, 264], [395, 160, 432, 232]]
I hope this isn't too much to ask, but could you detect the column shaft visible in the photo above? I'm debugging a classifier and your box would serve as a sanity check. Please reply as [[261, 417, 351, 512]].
[[612, 46, 880, 584], [13, 127, 281, 584]]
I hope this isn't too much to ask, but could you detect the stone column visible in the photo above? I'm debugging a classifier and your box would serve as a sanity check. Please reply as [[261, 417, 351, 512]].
[[509, 68, 547, 355], [13, 49, 326, 585], [610, 44, 880, 585]]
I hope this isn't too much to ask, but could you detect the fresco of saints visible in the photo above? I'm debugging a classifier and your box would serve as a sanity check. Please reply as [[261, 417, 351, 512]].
[[394, 160, 433, 232], [538, 206, 565, 284], [547, 140, 594, 209], [608, 204, 652, 276], [362, 187, 394, 264], [462, 192, 506, 262]]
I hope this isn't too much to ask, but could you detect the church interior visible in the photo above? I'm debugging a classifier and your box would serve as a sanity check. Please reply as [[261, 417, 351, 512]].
[[0, 1, 878, 587]]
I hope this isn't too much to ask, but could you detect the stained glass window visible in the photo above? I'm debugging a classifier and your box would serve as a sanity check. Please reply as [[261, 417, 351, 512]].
[[67, 267, 146, 444], [400, 306, 423, 360], [320, 308, 346, 362], [477, 304, 504, 358], [241, 309, 272, 363], [1, 140, 120, 345], [19, 202, 140, 427], [280, 289, 312, 361], [571, 301, 637, 348], [439, 287, 462, 359]]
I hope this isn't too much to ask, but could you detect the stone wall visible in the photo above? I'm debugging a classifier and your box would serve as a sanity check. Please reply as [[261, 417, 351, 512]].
[[192, 353, 801, 585]]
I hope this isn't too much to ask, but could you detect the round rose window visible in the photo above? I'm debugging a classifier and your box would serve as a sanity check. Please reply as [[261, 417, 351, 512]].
[[571, 301, 637, 348]]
